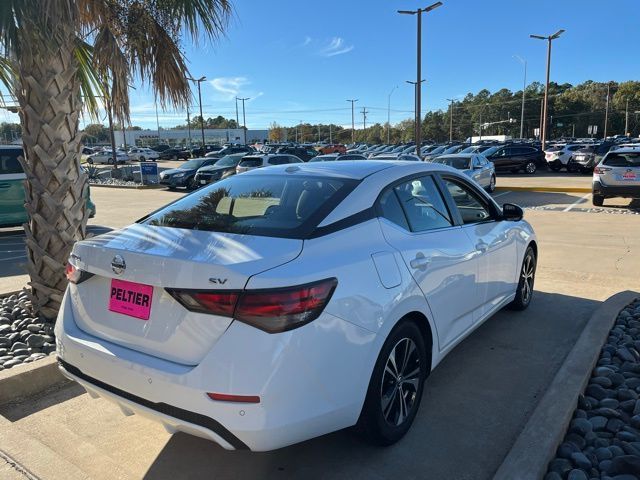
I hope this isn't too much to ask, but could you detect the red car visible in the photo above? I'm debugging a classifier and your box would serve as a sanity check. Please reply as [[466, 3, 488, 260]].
[[318, 144, 346, 155]]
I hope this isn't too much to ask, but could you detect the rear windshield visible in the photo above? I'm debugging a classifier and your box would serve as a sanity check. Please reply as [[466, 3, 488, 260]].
[[433, 156, 471, 170], [603, 152, 640, 167], [0, 149, 23, 174], [239, 158, 263, 168], [143, 174, 357, 238]]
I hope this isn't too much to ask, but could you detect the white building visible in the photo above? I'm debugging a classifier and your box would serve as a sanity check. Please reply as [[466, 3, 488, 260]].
[[114, 128, 269, 147]]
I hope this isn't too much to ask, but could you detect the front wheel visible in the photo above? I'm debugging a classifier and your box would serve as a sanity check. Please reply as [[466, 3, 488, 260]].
[[356, 320, 428, 446], [509, 246, 536, 310], [592, 194, 604, 207], [549, 163, 561, 172], [524, 161, 537, 174]]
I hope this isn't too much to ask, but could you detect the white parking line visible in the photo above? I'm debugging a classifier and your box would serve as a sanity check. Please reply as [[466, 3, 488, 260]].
[[0, 254, 26, 262], [492, 191, 511, 198], [562, 193, 591, 212]]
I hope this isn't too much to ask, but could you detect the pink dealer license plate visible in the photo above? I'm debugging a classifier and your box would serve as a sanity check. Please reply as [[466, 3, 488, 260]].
[[109, 279, 153, 320]]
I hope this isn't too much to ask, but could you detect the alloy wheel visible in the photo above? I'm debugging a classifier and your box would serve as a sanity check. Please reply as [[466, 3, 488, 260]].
[[525, 162, 536, 174], [521, 253, 535, 304], [380, 337, 421, 426]]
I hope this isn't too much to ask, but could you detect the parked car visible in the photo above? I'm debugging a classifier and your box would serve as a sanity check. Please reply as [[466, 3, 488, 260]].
[[432, 153, 496, 192], [127, 147, 160, 162], [86, 150, 129, 165], [338, 153, 367, 160], [193, 153, 247, 186], [317, 144, 347, 155], [158, 148, 192, 161], [151, 144, 171, 152], [372, 154, 421, 162], [0, 146, 95, 227], [236, 154, 303, 174], [309, 154, 340, 162], [276, 146, 319, 162], [159, 157, 218, 189], [205, 145, 254, 159], [568, 142, 614, 173], [192, 144, 224, 157], [592, 147, 640, 206], [56, 160, 537, 452], [484, 144, 544, 174], [544, 144, 584, 171]]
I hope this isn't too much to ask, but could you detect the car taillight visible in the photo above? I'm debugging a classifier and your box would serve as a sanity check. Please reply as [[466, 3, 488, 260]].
[[594, 166, 612, 174], [166, 278, 337, 333], [65, 261, 93, 284]]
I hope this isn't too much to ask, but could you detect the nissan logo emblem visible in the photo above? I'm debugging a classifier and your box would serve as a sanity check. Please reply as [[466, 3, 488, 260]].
[[111, 255, 126, 275]]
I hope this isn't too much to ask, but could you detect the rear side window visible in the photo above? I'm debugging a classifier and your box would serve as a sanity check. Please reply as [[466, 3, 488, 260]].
[[387, 176, 452, 232], [239, 158, 263, 168], [442, 178, 492, 224], [144, 174, 357, 238], [603, 152, 640, 167], [0, 149, 23, 174]]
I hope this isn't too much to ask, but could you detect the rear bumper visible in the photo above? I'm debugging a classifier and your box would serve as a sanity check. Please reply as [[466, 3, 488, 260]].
[[546, 158, 563, 168], [592, 180, 640, 198], [54, 289, 375, 451]]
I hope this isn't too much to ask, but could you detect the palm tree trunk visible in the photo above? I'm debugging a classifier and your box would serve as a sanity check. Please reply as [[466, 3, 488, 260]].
[[16, 27, 89, 322]]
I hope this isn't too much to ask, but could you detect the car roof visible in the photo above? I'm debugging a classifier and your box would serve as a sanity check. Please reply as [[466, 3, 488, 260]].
[[436, 153, 474, 158], [609, 146, 640, 154], [242, 160, 451, 180]]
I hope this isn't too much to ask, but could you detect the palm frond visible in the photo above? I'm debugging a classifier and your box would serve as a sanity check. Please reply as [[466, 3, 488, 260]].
[[153, 0, 233, 43], [73, 39, 104, 121]]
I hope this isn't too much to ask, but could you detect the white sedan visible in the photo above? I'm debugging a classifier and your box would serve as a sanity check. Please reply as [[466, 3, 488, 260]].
[[56, 161, 537, 451], [86, 150, 129, 165], [127, 147, 159, 162]]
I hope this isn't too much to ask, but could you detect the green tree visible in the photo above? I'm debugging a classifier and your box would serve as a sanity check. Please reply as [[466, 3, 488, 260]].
[[0, 0, 232, 321]]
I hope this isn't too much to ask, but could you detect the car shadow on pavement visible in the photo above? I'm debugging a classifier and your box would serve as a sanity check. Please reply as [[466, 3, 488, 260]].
[[0, 382, 86, 422], [512, 191, 588, 208], [143, 290, 600, 480]]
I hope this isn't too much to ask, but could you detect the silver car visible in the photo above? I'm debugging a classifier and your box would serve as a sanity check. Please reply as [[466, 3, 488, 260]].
[[432, 153, 496, 192], [592, 147, 640, 206]]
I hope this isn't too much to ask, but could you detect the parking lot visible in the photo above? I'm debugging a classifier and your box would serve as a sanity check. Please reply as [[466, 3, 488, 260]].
[[1, 179, 639, 479]]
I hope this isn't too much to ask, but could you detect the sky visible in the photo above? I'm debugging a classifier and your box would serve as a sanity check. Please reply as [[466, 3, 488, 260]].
[[1, 0, 639, 130]]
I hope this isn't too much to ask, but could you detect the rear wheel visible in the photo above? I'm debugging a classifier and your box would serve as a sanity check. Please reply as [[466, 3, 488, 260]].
[[592, 194, 604, 207], [486, 174, 496, 193], [139, 156, 145, 161], [549, 163, 561, 172], [509, 246, 536, 310], [524, 161, 537, 174], [356, 320, 428, 446]]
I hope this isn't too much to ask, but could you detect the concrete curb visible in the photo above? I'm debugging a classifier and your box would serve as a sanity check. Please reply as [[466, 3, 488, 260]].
[[495, 186, 591, 194], [493, 290, 640, 480], [88, 183, 164, 190], [0, 355, 69, 406]]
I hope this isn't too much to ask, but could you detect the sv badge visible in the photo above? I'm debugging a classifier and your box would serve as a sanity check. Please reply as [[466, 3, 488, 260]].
[[209, 277, 228, 285]]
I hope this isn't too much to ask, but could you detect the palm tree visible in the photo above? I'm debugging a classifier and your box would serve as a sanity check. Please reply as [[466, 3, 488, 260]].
[[0, 0, 232, 321]]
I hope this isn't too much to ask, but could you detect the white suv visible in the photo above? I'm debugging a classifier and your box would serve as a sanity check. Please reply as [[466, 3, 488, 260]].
[[592, 147, 640, 206], [236, 154, 302, 174], [545, 144, 584, 171]]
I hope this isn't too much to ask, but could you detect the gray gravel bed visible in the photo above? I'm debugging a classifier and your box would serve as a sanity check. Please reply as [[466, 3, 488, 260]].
[[0, 289, 55, 371], [545, 299, 640, 480]]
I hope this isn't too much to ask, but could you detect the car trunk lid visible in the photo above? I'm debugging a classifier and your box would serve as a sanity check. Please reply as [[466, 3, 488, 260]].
[[68, 224, 302, 365]]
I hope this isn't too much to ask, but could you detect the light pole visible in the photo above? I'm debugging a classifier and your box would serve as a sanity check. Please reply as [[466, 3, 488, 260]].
[[186, 104, 192, 148], [399, 2, 443, 156], [530, 29, 564, 151], [387, 85, 398, 144], [187, 76, 207, 148], [347, 99, 358, 143], [406, 80, 425, 143], [604, 83, 611, 139], [446, 98, 455, 142], [514, 55, 527, 139], [154, 98, 161, 142], [625, 97, 630, 135], [237, 97, 250, 145]]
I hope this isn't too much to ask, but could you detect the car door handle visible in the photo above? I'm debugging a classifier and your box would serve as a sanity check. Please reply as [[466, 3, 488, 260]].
[[410, 253, 431, 270], [475, 242, 488, 253]]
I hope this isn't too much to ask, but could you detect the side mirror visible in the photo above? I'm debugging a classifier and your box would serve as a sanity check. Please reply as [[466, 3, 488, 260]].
[[502, 203, 524, 221]]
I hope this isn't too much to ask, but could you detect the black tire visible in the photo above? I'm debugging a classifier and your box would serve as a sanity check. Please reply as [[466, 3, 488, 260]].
[[108, 158, 114, 165], [593, 194, 604, 207], [87, 159, 93, 165], [486, 174, 496, 193], [186, 177, 198, 190], [549, 163, 561, 172], [356, 320, 428, 446], [509, 246, 536, 311], [524, 161, 537, 174], [139, 156, 145, 161], [172, 155, 178, 161]]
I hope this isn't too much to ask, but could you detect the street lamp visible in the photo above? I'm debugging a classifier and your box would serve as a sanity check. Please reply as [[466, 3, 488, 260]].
[[530, 29, 564, 150], [387, 86, 398, 144], [513, 55, 527, 139], [347, 99, 358, 143], [398, 1, 443, 156], [187, 76, 207, 149], [237, 97, 250, 144]]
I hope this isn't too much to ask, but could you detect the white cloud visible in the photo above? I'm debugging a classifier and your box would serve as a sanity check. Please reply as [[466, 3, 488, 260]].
[[319, 37, 354, 57], [210, 76, 251, 101], [301, 36, 312, 47]]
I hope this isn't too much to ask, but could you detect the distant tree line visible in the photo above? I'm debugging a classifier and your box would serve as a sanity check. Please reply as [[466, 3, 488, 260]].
[[269, 80, 640, 144]]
